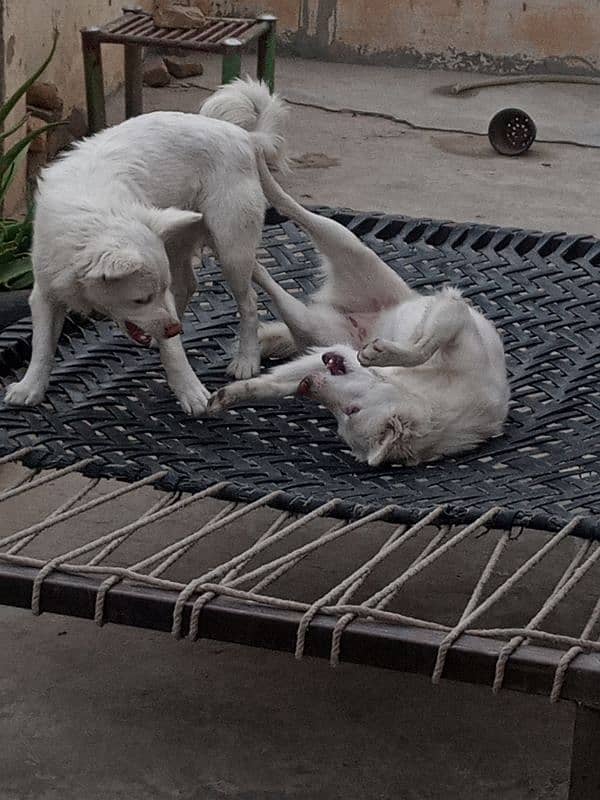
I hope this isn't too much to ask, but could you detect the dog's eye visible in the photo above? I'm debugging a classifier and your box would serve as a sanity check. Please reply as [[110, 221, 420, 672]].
[[345, 405, 361, 416], [133, 294, 153, 306]]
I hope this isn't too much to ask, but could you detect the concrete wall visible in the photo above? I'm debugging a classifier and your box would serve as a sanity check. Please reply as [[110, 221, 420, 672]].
[[1, 0, 152, 214], [235, 0, 600, 74]]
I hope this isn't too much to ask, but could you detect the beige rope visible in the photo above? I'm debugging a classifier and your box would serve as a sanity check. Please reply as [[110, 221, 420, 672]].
[[6, 540, 600, 655], [2, 460, 599, 699], [0, 458, 93, 503], [188, 510, 292, 640], [29, 479, 223, 615], [6, 478, 101, 556], [370, 509, 500, 613], [295, 507, 444, 661], [550, 595, 600, 703], [0, 446, 34, 465], [328, 522, 450, 667], [493, 540, 598, 693], [337, 525, 409, 607], [458, 532, 511, 625], [87, 492, 177, 566], [0, 470, 170, 551], [171, 498, 338, 638], [431, 516, 582, 684], [328, 510, 498, 667], [93, 500, 237, 625], [2, 468, 37, 494]]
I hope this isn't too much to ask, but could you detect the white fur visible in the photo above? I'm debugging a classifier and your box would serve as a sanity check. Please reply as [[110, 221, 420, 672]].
[[208, 159, 510, 466], [4, 80, 287, 415], [199, 77, 288, 170]]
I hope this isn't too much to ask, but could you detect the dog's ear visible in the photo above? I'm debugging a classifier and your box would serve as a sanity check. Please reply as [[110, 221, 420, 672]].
[[367, 416, 413, 467], [146, 208, 204, 244]]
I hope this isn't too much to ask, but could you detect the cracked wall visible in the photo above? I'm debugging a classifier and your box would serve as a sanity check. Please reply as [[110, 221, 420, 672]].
[[234, 0, 600, 74]]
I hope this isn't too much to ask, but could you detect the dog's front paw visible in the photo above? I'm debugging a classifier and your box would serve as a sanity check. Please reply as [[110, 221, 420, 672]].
[[207, 387, 230, 415], [227, 354, 260, 380], [173, 379, 210, 416], [358, 339, 388, 367], [4, 379, 47, 407], [207, 383, 246, 415]]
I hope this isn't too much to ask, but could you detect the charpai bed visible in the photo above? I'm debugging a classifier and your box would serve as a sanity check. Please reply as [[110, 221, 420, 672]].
[[1, 208, 600, 798]]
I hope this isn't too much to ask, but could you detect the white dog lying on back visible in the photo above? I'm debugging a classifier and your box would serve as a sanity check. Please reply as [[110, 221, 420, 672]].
[[208, 159, 510, 466], [4, 79, 286, 415]]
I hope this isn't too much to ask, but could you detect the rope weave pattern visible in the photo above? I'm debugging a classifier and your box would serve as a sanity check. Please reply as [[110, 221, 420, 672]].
[[2, 459, 600, 704]]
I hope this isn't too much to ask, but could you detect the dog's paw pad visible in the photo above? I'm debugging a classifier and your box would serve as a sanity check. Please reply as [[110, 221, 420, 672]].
[[358, 340, 385, 367], [175, 380, 210, 417], [207, 388, 230, 414], [227, 355, 260, 380], [4, 381, 46, 407]]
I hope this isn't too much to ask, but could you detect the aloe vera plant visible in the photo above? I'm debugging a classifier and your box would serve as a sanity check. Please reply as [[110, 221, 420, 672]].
[[0, 32, 64, 290]]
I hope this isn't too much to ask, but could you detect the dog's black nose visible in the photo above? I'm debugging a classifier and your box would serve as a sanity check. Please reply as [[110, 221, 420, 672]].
[[164, 321, 182, 338]]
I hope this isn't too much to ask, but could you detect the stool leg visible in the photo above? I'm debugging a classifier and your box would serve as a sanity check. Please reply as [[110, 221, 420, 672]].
[[81, 28, 106, 134], [222, 37, 242, 85], [256, 14, 277, 93], [124, 44, 144, 119], [569, 704, 600, 799]]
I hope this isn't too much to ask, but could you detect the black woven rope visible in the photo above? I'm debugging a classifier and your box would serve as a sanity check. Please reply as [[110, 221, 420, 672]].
[[1, 207, 600, 538]]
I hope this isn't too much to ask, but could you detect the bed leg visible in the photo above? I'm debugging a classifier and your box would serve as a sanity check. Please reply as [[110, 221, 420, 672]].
[[124, 43, 144, 119], [568, 703, 600, 799], [222, 38, 242, 85]]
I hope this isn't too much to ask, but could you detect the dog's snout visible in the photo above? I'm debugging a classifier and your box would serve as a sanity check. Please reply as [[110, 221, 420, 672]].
[[164, 321, 182, 338]]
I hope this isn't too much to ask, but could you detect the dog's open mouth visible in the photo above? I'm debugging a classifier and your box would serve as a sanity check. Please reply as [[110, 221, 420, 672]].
[[322, 351, 346, 375], [297, 376, 313, 398], [125, 320, 152, 347]]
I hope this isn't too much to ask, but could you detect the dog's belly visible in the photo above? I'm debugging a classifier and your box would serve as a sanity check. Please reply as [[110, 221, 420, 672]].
[[344, 312, 380, 347], [371, 297, 434, 346]]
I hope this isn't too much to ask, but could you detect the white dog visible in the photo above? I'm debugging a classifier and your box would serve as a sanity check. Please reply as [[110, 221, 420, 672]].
[[4, 79, 286, 415], [208, 159, 510, 466]]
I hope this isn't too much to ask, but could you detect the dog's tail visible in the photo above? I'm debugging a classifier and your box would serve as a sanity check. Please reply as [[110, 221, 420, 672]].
[[256, 153, 340, 240], [256, 152, 306, 219], [199, 77, 288, 171]]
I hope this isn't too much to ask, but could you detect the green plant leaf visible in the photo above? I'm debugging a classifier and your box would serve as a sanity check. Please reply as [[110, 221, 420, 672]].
[[0, 120, 65, 203], [0, 30, 58, 130], [0, 253, 33, 290], [0, 120, 65, 172], [0, 114, 28, 144]]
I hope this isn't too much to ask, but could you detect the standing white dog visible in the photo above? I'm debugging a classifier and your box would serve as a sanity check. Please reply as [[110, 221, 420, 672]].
[[208, 159, 510, 466], [4, 79, 286, 415]]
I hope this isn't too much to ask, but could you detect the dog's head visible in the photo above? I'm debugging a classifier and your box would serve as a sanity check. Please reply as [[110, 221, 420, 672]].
[[78, 207, 204, 345], [297, 347, 433, 466]]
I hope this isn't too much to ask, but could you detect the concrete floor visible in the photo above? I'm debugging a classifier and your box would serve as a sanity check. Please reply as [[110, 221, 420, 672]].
[[2, 54, 597, 798]]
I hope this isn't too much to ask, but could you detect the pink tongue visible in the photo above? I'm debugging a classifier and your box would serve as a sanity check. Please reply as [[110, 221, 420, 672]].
[[125, 321, 151, 346]]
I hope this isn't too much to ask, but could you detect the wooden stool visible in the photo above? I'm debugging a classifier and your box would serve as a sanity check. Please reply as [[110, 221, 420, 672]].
[[81, 7, 277, 134]]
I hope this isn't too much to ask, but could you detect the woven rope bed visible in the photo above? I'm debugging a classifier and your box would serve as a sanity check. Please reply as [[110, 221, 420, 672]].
[[1, 208, 600, 797]]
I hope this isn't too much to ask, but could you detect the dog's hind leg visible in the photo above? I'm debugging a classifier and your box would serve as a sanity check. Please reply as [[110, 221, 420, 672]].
[[358, 291, 473, 368], [207, 351, 325, 413], [4, 287, 66, 406], [259, 321, 297, 359], [171, 256, 198, 321], [208, 201, 263, 380], [257, 156, 411, 311], [253, 263, 347, 348]]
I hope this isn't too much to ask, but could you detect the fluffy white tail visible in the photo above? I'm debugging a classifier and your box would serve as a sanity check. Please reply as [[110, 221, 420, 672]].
[[199, 77, 288, 170]]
